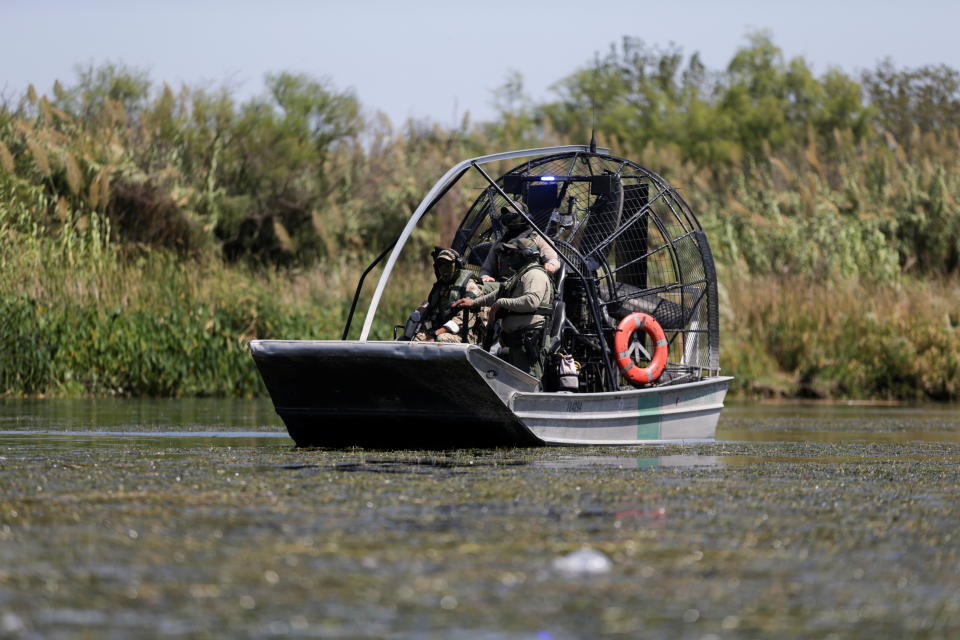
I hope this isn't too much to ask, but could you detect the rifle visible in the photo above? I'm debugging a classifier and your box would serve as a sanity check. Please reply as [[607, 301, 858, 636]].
[[481, 306, 499, 352]]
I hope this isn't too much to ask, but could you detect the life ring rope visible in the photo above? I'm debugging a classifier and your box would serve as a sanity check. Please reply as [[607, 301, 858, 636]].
[[613, 312, 668, 386]]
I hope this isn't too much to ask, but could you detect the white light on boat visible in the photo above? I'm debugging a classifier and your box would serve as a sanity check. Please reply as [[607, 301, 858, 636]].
[[539, 175, 556, 181]]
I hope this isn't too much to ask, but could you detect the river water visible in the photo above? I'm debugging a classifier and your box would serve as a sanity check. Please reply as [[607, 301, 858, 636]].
[[1, 400, 958, 638]]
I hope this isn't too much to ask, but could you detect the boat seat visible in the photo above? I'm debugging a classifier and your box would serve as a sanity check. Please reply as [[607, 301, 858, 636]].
[[552, 262, 566, 297], [543, 260, 569, 356], [546, 301, 566, 355], [603, 282, 691, 331]]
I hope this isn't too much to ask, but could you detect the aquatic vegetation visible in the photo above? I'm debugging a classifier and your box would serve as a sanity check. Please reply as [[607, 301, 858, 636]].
[[0, 402, 958, 636]]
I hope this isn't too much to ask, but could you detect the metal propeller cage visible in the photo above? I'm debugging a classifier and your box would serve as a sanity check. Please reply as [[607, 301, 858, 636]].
[[449, 150, 720, 392]]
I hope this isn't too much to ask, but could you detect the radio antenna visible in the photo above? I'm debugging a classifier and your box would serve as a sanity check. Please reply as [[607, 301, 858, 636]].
[[589, 101, 597, 154]]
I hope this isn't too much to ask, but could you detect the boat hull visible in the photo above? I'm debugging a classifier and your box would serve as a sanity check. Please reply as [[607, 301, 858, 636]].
[[250, 340, 731, 448], [512, 378, 731, 445]]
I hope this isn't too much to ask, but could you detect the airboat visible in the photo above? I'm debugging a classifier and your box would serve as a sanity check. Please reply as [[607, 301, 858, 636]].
[[251, 144, 732, 447]]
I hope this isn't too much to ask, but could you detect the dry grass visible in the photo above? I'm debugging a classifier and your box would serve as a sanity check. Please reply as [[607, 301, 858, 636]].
[[723, 274, 960, 399]]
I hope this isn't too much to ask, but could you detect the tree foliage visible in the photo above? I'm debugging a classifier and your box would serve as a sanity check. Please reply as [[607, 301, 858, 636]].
[[0, 33, 958, 278], [862, 59, 960, 143], [542, 32, 873, 167]]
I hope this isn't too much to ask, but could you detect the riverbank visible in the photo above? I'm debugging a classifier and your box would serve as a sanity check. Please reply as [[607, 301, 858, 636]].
[[3, 47, 959, 401], [0, 238, 956, 400], [721, 272, 960, 401]]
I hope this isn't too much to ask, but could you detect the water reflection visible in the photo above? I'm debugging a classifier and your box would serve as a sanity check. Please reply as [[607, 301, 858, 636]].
[[720, 402, 960, 429], [718, 402, 960, 444], [0, 430, 288, 451], [538, 454, 720, 469], [720, 428, 960, 443], [2, 399, 959, 460], [0, 430, 287, 438], [0, 397, 282, 431]]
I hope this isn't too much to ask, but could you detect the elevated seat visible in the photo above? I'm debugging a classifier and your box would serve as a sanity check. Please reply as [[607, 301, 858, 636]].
[[602, 282, 692, 331]]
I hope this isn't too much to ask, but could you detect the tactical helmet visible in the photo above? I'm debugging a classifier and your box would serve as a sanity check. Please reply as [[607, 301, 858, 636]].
[[499, 201, 529, 231], [430, 247, 462, 283], [431, 247, 462, 267]]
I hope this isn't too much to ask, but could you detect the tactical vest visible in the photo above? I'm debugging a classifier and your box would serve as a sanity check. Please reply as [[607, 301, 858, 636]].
[[498, 262, 554, 318], [425, 270, 478, 327]]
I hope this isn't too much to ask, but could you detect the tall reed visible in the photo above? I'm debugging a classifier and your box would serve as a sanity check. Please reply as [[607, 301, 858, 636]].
[[722, 274, 960, 400]]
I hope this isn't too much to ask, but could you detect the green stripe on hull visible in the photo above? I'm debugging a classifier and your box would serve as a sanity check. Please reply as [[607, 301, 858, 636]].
[[636, 394, 661, 440]]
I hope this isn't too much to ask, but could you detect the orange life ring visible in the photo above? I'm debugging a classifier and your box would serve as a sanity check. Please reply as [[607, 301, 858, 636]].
[[613, 313, 668, 385]]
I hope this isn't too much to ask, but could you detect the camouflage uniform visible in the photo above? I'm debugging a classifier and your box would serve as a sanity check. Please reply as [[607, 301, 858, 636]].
[[411, 248, 484, 344], [472, 238, 554, 378]]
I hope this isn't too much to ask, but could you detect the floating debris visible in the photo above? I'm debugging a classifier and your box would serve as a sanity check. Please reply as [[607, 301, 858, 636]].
[[552, 548, 613, 575]]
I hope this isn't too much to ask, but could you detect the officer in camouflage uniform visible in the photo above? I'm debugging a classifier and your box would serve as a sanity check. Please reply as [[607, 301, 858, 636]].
[[409, 248, 484, 344], [453, 237, 554, 379]]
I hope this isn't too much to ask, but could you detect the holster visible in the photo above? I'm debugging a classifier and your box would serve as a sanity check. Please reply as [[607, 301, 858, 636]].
[[402, 309, 423, 340], [501, 330, 523, 349], [519, 328, 545, 362]]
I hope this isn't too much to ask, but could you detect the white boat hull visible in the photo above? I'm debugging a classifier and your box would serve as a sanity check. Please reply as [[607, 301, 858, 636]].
[[513, 377, 730, 445]]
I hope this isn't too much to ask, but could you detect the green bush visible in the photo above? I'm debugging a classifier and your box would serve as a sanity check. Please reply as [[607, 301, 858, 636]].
[[0, 297, 343, 397]]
